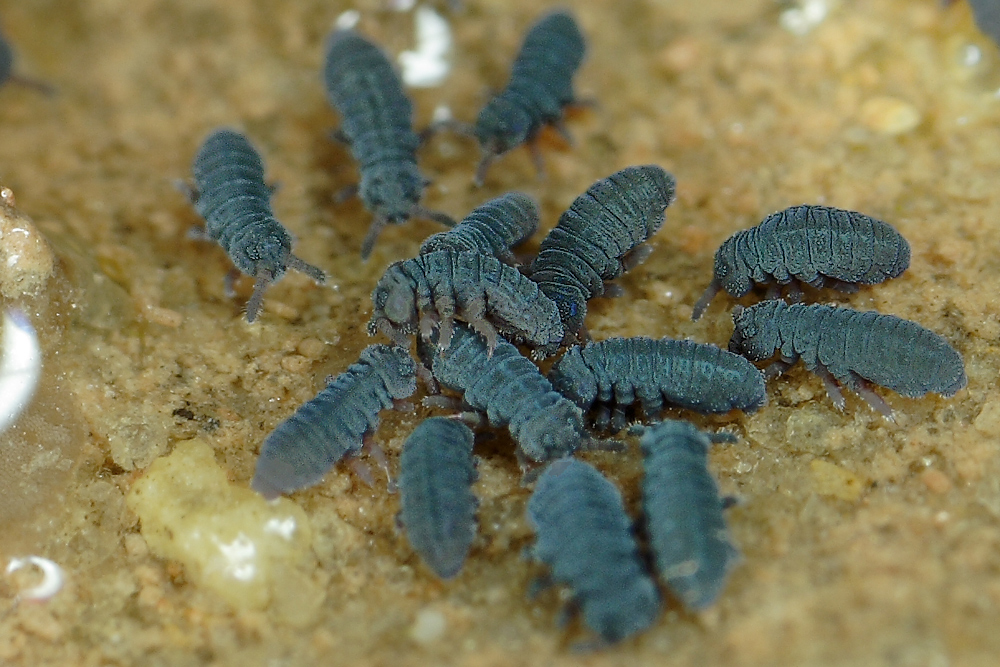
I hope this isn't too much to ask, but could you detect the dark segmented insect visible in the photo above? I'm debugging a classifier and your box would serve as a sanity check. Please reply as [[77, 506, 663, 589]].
[[0, 32, 12, 88], [548, 336, 766, 433], [0, 29, 53, 94], [473, 10, 586, 185], [368, 249, 564, 354], [638, 420, 741, 611], [527, 458, 661, 644], [528, 165, 677, 343], [728, 300, 967, 418], [398, 417, 478, 579], [418, 323, 606, 462], [692, 204, 910, 320], [187, 128, 326, 323], [323, 28, 454, 259], [960, 0, 1000, 50], [419, 192, 539, 264], [251, 344, 417, 499]]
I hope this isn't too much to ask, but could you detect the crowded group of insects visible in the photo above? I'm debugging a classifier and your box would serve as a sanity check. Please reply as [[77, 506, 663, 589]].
[[170, 7, 972, 646], [0, 0, 986, 656]]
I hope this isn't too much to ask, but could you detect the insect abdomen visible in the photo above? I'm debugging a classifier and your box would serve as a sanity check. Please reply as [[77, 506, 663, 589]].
[[399, 417, 478, 579], [640, 420, 740, 610], [528, 458, 661, 643], [252, 345, 417, 499]]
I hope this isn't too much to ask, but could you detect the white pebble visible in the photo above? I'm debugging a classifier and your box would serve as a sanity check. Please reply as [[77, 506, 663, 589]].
[[335, 10, 360, 31], [263, 516, 298, 540], [409, 608, 447, 644], [962, 44, 982, 68], [431, 104, 453, 123], [780, 0, 829, 36], [388, 0, 417, 11], [859, 96, 921, 135], [399, 7, 452, 87]]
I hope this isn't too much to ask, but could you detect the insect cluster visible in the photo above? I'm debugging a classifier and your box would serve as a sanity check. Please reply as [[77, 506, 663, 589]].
[[168, 6, 968, 649]]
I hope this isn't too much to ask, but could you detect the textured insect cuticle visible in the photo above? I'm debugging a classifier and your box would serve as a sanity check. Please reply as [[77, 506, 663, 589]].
[[473, 10, 586, 183], [187, 128, 325, 322], [324, 29, 451, 257]]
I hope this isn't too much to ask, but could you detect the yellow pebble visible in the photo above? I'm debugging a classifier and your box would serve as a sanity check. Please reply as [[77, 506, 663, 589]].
[[127, 439, 319, 614], [809, 459, 866, 501], [921, 468, 952, 495], [280, 354, 311, 373], [297, 337, 326, 359], [858, 96, 921, 135]]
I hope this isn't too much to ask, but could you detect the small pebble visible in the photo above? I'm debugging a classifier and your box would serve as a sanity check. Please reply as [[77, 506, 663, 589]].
[[297, 338, 326, 359], [280, 354, 311, 373], [780, 0, 829, 35], [398, 7, 452, 88], [973, 401, 1000, 435], [859, 96, 921, 135], [921, 468, 952, 494], [16, 606, 63, 641], [335, 10, 360, 30], [809, 459, 865, 501], [658, 37, 701, 74], [123, 533, 149, 559], [263, 299, 300, 321], [142, 303, 184, 328], [409, 608, 447, 644]]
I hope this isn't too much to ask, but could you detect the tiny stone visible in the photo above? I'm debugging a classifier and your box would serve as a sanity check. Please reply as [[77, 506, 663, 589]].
[[17, 606, 63, 642], [973, 401, 1000, 436], [858, 97, 921, 135], [280, 354, 311, 373], [921, 468, 952, 494], [809, 459, 865, 502], [409, 608, 446, 645], [297, 338, 326, 359], [142, 304, 184, 328], [263, 299, 300, 321], [124, 533, 149, 559], [658, 37, 701, 74]]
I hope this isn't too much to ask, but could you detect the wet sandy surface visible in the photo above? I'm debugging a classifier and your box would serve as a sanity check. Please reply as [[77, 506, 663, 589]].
[[1, 0, 999, 664]]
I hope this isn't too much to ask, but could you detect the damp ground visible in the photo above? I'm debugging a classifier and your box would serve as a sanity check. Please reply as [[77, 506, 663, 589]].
[[1, 0, 999, 665]]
